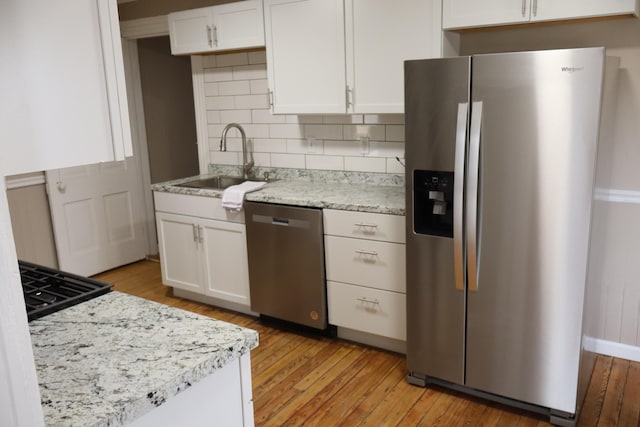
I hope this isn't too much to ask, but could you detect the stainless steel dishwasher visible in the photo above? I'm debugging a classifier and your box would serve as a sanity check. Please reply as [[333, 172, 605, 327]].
[[245, 201, 327, 330]]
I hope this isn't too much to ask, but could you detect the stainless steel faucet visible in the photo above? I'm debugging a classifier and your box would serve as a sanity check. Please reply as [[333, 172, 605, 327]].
[[220, 123, 254, 180]]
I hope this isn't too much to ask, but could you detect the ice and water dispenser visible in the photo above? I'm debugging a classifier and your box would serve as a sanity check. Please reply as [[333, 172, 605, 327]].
[[413, 170, 454, 238]]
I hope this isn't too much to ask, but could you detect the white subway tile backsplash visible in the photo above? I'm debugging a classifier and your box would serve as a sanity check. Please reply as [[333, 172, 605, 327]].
[[233, 64, 268, 81], [343, 124, 385, 141], [215, 52, 249, 67], [220, 109, 252, 124], [204, 82, 219, 97], [386, 157, 405, 174], [269, 124, 304, 139], [252, 109, 286, 124], [364, 114, 405, 125], [221, 137, 244, 152], [323, 115, 364, 124], [208, 124, 233, 138], [323, 140, 362, 156], [248, 50, 267, 65], [242, 124, 270, 138], [206, 96, 235, 110], [344, 156, 386, 173], [386, 125, 405, 142], [306, 155, 343, 170], [209, 149, 239, 165], [207, 111, 221, 124], [286, 115, 325, 124], [204, 67, 233, 82], [202, 55, 217, 68], [286, 139, 321, 154], [304, 124, 343, 140], [369, 141, 405, 157], [235, 94, 270, 109], [199, 52, 405, 174], [251, 152, 271, 167], [219, 80, 251, 96], [271, 153, 306, 169], [253, 138, 287, 153], [250, 79, 269, 95]]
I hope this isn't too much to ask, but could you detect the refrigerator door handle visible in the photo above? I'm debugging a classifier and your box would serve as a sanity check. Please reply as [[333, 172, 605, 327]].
[[467, 101, 483, 292], [453, 102, 468, 291]]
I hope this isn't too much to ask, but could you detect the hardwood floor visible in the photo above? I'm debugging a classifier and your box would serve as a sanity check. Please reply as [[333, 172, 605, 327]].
[[95, 260, 639, 426]]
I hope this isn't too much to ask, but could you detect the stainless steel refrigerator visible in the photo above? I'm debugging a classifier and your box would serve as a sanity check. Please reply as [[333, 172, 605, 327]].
[[405, 47, 606, 426]]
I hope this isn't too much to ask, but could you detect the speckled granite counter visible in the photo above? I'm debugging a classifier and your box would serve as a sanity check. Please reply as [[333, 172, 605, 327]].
[[151, 167, 406, 216], [29, 292, 258, 427]]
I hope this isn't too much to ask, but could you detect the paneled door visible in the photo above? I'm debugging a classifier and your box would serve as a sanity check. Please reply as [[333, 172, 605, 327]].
[[46, 157, 147, 276]]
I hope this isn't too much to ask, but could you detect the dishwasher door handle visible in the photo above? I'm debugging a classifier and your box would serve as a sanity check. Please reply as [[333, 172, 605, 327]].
[[252, 214, 309, 229], [272, 217, 289, 226]]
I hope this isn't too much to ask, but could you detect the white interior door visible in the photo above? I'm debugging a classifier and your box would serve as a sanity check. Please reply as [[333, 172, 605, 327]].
[[46, 157, 147, 276]]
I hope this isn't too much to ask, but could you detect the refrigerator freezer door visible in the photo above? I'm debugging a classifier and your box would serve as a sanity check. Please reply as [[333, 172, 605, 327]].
[[405, 56, 470, 385], [465, 48, 605, 413]]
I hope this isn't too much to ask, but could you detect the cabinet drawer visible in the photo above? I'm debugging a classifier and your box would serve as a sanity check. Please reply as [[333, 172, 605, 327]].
[[323, 209, 405, 243], [325, 235, 405, 293], [154, 191, 244, 223], [328, 281, 406, 341]]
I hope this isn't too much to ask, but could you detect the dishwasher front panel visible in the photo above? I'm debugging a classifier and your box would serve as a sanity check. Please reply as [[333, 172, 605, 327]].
[[245, 202, 327, 329]]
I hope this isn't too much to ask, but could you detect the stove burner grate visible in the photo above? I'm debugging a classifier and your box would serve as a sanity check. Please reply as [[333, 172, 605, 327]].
[[20, 260, 112, 321]]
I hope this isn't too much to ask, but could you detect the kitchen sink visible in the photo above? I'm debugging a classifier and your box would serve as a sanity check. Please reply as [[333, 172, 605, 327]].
[[176, 175, 245, 190]]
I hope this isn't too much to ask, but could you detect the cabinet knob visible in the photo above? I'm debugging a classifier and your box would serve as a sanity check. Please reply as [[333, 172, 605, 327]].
[[56, 181, 67, 193]]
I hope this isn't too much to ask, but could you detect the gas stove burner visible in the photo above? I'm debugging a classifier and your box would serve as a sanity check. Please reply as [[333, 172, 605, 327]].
[[25, 292, 57, 308], [19, 260, 112, 321]]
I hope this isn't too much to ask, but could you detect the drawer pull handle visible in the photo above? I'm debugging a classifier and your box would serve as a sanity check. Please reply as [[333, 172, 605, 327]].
[[357, 297, 379, 305], [355, 249, 378, 257], [355, 222, 378, 228]]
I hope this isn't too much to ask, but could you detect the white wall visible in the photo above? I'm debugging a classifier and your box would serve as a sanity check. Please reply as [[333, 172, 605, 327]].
[[459, 17, 640, 350], [195, 50, 406, 174]]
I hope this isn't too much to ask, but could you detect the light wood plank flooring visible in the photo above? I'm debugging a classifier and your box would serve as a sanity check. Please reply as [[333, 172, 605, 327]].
[[95, 260, 640, 426]]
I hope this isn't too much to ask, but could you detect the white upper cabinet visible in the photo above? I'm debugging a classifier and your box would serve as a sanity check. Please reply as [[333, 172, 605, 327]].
[[168, 0, 265, 55], [264, 0, 441, 114], [443, 0, 640, 30], [264, 0, 347, 114], [531, 0, 639, 22], [345, 0, 441, 114], [0, 0, 132, 176], [443, 0, 530, 29]]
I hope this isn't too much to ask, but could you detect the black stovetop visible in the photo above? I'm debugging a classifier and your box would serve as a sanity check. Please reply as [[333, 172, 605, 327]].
[[20, 260, 112, 321]]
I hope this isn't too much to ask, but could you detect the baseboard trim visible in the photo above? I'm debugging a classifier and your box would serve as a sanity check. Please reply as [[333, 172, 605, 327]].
[[585, 337, 640, 362]]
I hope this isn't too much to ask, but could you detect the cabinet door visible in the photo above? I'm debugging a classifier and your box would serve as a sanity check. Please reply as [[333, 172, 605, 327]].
[[1, 0, 131, 175], [346, 0, 441, 113], [442, 0, 531, 30], [214, 0, 265, 52], [264, 0, 347, 114], [200, 219, 251, 306], [156, 212, 204, 293], [168, 7, 214, 55], [531, 0, 639, 22]]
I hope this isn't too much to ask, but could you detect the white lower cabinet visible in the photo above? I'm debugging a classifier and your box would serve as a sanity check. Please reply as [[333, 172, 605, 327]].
[[323, 209, 406, 347], [327, 281, 406, 341], [154, 192, 250, 309]]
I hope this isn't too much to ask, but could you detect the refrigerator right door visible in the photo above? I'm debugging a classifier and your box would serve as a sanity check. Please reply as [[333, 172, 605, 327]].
[[465, 48, 605, 414]]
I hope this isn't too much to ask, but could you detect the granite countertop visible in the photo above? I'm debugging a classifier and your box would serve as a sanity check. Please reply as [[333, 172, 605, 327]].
[[29, 292, 258, 427], [151, 167, 406, 216]]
